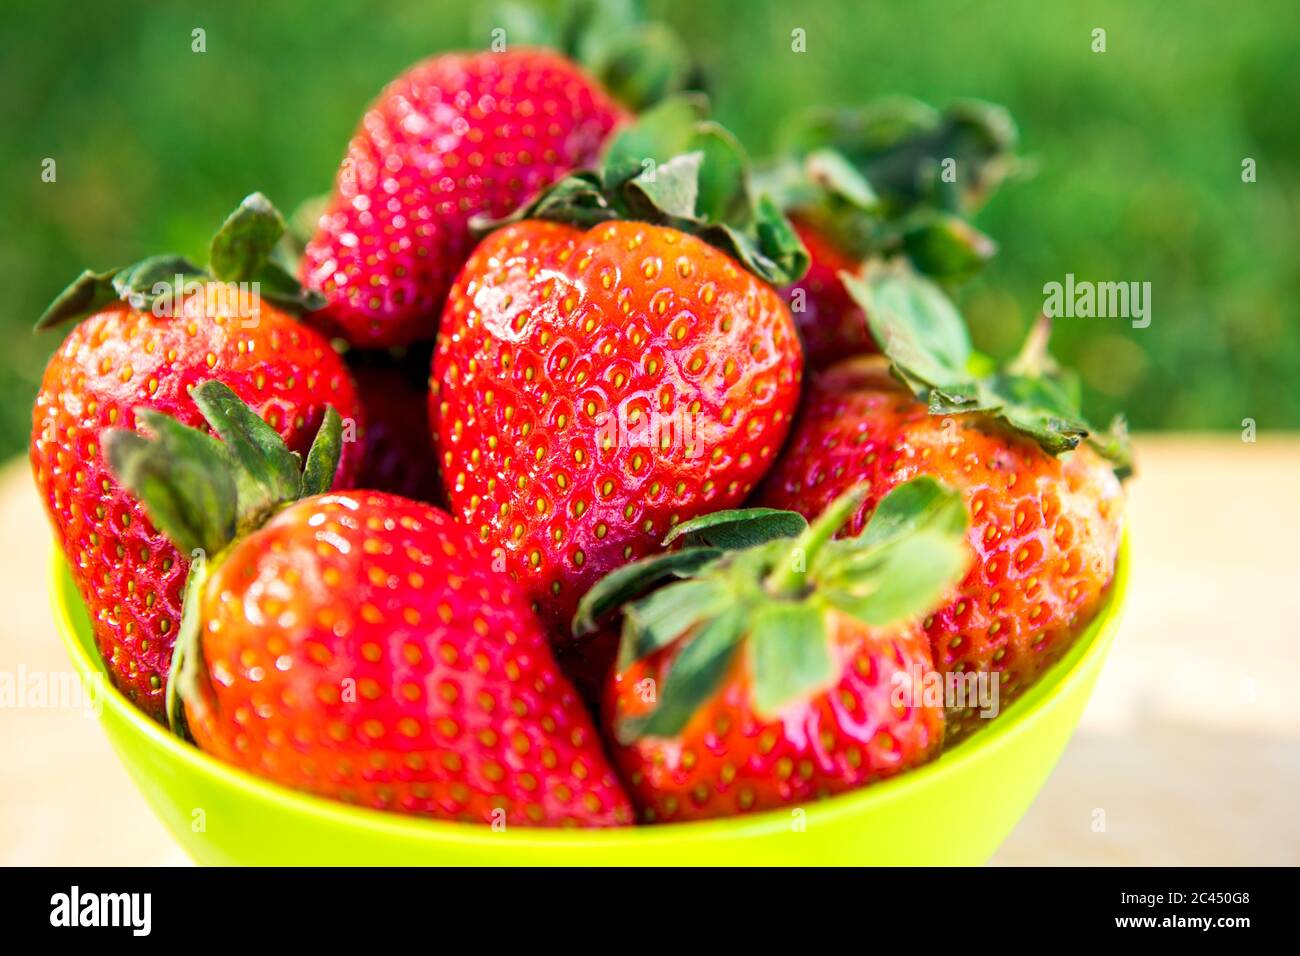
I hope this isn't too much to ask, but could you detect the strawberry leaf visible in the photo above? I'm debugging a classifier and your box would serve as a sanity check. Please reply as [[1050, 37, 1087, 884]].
[[781, 97, 1019, 218], [805, 148, 879, 210], [845, 268, 1128, 468], [112, 255, 206, 306], [852, 475, 967, 549], [626, 151, 702, 220], [34, 268, 122, 331], [618, 577, 732, 669], [585, 21, 691, 113], [689, 122, 752, 225], [750, 602, 834, 718], [981, 369, 1091, 454], [900, 211, 997, 283], [572, 547, 723, 638], [845, 267, 972, 391], [35, 193, 318, 334], [165, 557, 211, 738], [33, 255, 206, 333], [615, 606, 744, 743], [814, 481, 970, 626], [761, 96, 1018, 287], [106, 381, 338, 558], [209, 192, 286, 283], [476, 171, 614, 234], [1091, 414, 1135, 480], [191, 381, 302, 528], [253, 259, 328, 313], [300, 406, 343, 497], [103, 419, 237, 558], [207, 194, 325, 314], [662, 507, 807, 551], [821, 530, 969, 627], [764, 484, 869, 597], [702, 195, 809, 290], [603, 94, 707, 177]]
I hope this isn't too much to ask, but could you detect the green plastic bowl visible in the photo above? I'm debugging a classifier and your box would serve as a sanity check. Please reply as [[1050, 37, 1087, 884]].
[[50, 537, 1127, 865]]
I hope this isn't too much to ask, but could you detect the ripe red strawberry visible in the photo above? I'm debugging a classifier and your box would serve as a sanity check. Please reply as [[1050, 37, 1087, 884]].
[[575, 478, 971, 822], [433, 218, 803, 638], [348, 346, 442, 503], [300, 49, 628, 348], [757, 272, 1129, 739], [31, 195, 362, 723], [430, 101, 812, 641], [766, 98, 1017, 368], [104, 382, 632, 826]]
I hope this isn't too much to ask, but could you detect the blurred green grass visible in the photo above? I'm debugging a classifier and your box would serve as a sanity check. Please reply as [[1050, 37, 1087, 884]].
[[1, 0, 1296, 460]]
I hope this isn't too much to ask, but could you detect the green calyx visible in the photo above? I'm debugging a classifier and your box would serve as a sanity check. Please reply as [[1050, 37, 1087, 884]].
[[102, 381, 343, 735], [104, 380, 342, 556], [572, 477, 971, 743], [35, 192, 324, 332], [473, 95, 809, 287], [844, 264, 1134, 477], [759, 96, 1020, 283], [781, 96, 1019, 217], [478, 0, 697, 112]]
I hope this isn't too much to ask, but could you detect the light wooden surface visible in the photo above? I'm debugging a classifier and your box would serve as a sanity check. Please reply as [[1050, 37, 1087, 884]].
[[2, 436, 1297, 865]]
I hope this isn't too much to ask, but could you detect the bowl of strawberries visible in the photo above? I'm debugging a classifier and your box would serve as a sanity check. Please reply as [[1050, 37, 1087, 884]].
[[35, 11, 1132, 866]]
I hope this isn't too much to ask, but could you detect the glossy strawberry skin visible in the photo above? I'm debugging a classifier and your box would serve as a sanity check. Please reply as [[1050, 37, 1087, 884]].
[[349, 347, 443, 504], [186, 492, 633, 827], [301, 49, 627, 348], [432, 220, 804, 639], [606, 611, 943, 822], [783, 219, 875, 370], [757, 358, 1124, 739], [31, 293, 363, 722]]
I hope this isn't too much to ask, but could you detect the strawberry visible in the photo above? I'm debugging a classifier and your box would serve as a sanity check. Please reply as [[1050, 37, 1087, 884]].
[[299, 49, 627, 348], [31, 195, 362, 723], [757, 268, 1130, 740], [574, 478, 971, 822], [103, 381, 632, 826], [431, 99, 809, 640], [764, 98, 1018, 368], [348, 345, 443, 503]]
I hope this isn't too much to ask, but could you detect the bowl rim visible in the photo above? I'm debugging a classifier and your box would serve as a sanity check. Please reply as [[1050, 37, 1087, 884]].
[[51, 534, 1128, 847]]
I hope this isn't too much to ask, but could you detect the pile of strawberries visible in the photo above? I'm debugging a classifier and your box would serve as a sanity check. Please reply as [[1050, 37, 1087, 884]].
[[30, 12, 1130, 828]]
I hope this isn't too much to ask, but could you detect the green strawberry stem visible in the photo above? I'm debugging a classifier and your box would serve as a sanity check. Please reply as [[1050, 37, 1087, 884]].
[[103, 380, 342, 735], [763, 485, 867, 598], [1006, 312, 1053, 378]]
